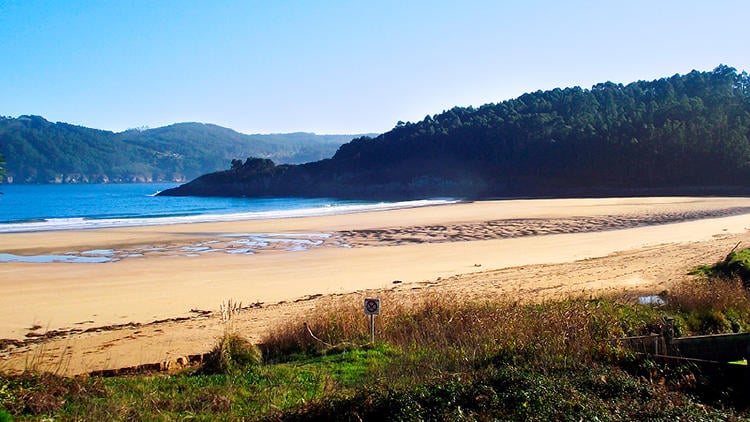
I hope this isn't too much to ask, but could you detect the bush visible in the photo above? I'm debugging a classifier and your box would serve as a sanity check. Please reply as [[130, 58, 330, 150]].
[[200, 332, 262, 375], [0, 372, 105, 417], [718, 248, 750, 285], [667, 277, 750, 335], [695, 247, 750, 286], [685, 309, 732, 334]]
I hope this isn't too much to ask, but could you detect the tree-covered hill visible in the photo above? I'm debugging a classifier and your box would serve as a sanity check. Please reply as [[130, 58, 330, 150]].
[[161, 65, 750, 199], [0, 116, 362, 183]]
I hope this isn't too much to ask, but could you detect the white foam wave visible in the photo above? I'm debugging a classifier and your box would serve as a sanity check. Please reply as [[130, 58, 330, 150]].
[[0, 199, 460, 233]]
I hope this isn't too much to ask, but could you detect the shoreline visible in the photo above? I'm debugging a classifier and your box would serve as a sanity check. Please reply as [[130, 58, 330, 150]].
[[1, 196, 750, 375], [0, 197, 462, 234]]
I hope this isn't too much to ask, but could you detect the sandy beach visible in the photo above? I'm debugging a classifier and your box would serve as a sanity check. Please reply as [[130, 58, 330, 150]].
[[1, 196, 750, 375]]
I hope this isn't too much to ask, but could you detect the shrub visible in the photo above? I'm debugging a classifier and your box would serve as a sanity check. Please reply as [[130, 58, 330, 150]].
[[0, 372, 105, 417], [667, 277, 750, 335], [685, 309, 731, 334], [717, 248, 750, 285], [200, 332, 262, 375], [694, 247, 750, 286]]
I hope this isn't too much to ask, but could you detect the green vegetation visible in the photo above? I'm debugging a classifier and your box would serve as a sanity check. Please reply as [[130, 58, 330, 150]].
[[714, 248, 750, 285], [0, 117, 362, 183], [163, 65, 750, 199], [199, 332, 263, 376], [692, 246, 750, 287], [2, 275, 750, 420]]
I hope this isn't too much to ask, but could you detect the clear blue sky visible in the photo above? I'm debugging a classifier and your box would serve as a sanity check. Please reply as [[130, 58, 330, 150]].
[[1, 0, 748, 135]]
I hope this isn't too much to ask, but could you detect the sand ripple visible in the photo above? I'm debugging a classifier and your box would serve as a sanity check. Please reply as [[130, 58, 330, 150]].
[[339, 206, 750, 246]]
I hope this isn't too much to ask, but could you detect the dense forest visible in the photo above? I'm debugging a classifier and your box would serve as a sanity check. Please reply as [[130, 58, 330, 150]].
[[0, 117, 360, 183], [161, 66, 750, 199]]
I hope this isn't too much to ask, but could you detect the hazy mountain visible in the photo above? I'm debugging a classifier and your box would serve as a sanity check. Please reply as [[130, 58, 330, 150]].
[[0, 116, 367, 183]]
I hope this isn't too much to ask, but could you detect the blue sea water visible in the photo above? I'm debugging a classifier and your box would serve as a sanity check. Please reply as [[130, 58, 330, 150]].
[[0, 184, 457, 233]]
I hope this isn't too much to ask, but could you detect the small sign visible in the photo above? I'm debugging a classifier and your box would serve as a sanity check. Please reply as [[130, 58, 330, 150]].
[[364, 298, 380, 315]]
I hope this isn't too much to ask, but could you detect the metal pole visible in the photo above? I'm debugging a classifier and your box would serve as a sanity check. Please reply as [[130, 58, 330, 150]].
[[370, 314, 375, 343]]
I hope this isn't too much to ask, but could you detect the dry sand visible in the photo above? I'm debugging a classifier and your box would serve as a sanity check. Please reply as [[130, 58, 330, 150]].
[[1, 196, 750, 375]]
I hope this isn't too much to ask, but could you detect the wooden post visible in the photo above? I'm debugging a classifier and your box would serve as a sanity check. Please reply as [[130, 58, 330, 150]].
[[663, 317, 674, 356]]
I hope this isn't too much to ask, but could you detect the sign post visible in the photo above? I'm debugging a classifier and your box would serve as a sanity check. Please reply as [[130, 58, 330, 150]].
[[364, 298, 380, 343]]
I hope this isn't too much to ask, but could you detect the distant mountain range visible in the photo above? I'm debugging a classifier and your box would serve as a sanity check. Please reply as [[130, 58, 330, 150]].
[[0, 116, 368, 183], [161, 65, 750, 199]]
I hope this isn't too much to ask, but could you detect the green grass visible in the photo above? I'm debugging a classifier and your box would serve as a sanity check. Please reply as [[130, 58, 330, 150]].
[[2, 276, 750, 420], [51, 345, 393, 420], [0, 346, 388, 420], [692, 247, 750, 286]]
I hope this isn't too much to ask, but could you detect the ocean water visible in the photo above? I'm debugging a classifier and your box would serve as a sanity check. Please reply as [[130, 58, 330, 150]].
[[0, 184, 457, 233]]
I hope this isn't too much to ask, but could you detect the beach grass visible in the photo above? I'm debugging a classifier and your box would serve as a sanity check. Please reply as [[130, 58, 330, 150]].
[[2, 275, 750, 420]]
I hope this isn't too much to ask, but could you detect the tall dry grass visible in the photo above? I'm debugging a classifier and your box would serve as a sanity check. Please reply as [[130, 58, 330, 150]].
[[668, 276, 750, 313], [259, 291, 662, 371], [200, 299, 262, 375], [666, 276, 750, 334]]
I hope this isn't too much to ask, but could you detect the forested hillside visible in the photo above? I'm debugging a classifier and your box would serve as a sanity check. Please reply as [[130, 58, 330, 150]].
[[161, 65, 750, 199], [0, 117, 359, 183]]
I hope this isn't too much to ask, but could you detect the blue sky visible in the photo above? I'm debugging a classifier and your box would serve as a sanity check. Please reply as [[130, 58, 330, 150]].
[[1, 1, 748, 135]]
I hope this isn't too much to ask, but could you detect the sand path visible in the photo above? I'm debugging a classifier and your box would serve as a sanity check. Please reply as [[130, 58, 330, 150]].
[[1, 197, 749, 375]]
